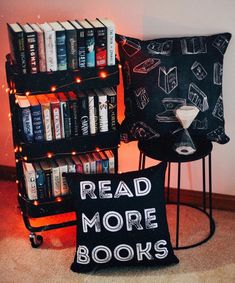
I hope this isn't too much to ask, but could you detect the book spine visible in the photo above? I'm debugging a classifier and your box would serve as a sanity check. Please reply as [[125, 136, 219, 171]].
[[88, 95, 97, 135], [95, 27, 107, 67], [69, 99, 79, 137], [56, 30, 67, 71], [83, 161, 90, 174], [106, 24, 115, 66], [90, 160, 96, 174], [51, 167, 61, 197], [78, 96, 89, 136], [107, 93, 117, 131], [35, 169, 46, 200], [59, 101, 65, 138], [67, 163, 76, 173], [59, 165, 69, 195], [108, 153, 115, 174], [44, 30, 57, 71], [44, 169, 52, 199], [24, 168, 38, 200], [85, 28, 95, 67], [102, 158, 109, 174], [37, 31, 47, 72], [98, 95, 108, 132], [24, 31, 39, 74], [41, 104, 53, 141], [66, 29, 78, 70], [31, 104, 44, 142], [62, 101, 72, 138], [51, 102, 62, 139], [96, 159, 103, 174], [77, 28, 86, 68], [18, 106, 34, 143]]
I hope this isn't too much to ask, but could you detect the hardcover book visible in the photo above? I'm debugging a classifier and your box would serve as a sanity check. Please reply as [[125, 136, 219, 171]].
[[94, 89, 109, 132], [47, 93, 62, 140], [78, 20, 95, 67], [49, 22, 67, 71], [27, 95, 44, 142], [23, 161, 38, 200], [16, 95, 34, 143], [21, 23, 39, 74], [104, 150, 115, 173], [65, 157, 76, 173], [102, 87, 117, 131], [60, 21, 78, 70], [66, 91, 79, 137], [36, 94, 53, 141], [98, 151, 109, 173], [71, 156, 83, 173], [33, 162, 46, 200], [30, 23, 47, 72], [97, 18, 115, 66], [56, 159, 69, 195], [92, 152, 103, 173], [48, 160, 61, 197], [7, 23, 27, 74], [77, 91, 89, 136], [39, 160, 53, 199], [79, 154, 90, 174], [85, 153, 96, 174], [39, 22, 57, 71], [86, 89, 98, 135]]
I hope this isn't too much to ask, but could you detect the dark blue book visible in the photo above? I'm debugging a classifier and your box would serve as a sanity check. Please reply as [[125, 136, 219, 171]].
[[78, 20, 95, 67], [16, 95, 34, 143], [27, 95, 44, 142], [50, 22, 67, 71], [76, 91, 89, 136], [33, 162, 46, 200], [98, 151, 109, 174]]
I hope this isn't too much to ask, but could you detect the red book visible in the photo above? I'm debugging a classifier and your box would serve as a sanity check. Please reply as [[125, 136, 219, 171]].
[[47, 93, 62, 140]]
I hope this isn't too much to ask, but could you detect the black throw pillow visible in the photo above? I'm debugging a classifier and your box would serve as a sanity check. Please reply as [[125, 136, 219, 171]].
[[65, 162, 179, 273], [116, 33, 231, 144]]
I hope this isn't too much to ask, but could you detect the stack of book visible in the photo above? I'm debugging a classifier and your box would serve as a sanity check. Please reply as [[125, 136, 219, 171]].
[[7, 18, 115, 74], [16, 87, 117, 143], [23, 150, 115, 200]]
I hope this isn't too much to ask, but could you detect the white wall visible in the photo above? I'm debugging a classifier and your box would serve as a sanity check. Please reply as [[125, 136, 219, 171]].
[[0, 0, 234, 195]]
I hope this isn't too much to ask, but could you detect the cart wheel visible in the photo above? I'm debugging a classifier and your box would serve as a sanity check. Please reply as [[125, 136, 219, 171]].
[[29, 233, 43, 248]]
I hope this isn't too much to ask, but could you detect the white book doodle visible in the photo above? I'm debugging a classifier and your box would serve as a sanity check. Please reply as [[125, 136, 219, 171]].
[[147, 40, 173, 55], [192, 118, 208, 130], [207, 126, 229, 144], [130, 121, 160, 140], [119, 35, 141, 57], [212, 95, 224, 121], [212, 35, 229, 55], [213, 62, 223, 85], [133, 58, 161, 74], [191, 61, 207, 80], [134, 87, 149, 110], [158, 66, 178, 94], [181, 37, 207, 55], [188, 83, 209, 112]]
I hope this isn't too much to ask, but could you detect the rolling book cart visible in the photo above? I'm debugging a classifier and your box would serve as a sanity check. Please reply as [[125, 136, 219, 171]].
[[5, 54, 120, 248]]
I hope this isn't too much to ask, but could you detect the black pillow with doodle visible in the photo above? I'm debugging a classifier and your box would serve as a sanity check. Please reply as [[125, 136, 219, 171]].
[[116, 33, 231, 144]]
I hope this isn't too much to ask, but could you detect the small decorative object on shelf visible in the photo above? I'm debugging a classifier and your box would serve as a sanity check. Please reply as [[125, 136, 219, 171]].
[[6, 18, 119, 248]]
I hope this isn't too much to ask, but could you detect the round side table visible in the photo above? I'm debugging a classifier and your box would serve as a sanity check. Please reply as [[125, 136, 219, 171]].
[[138, 137, 215, 250]]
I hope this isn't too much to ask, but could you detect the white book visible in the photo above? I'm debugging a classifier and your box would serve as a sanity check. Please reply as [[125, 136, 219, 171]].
[[86, 154, 96, 174], [48, 160, 61, 197], [97, 18, 115, 66], [39, 22, 57, 71], [86, 90, 97, 135], [65, 157, 76, 173], [56, 159, 69, 195], [79, 155, 90, 174], [94, 89, 108, 132], [23, 162, 37, 200], [104, 150, 115, 173], [30, 23, 47, 72]]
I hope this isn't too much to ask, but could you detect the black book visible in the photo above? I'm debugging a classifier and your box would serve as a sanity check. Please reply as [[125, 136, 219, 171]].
[[21, 23, 39, 74], [7, 23, 27, 74], [77, 91, 89, 136], [33, 162, 46, 200], [102, 87, 117, 131], [66, 91, 79, 137], [39, 161, 52, 199]]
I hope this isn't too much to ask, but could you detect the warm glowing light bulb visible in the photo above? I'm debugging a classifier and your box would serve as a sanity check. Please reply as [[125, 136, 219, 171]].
[[99, 71, 107, 79], [15, 99, 18, 104], [76, 77, 81, 83], [56, 197, 62, 202], [50, 86, 56, 92], [16, 180, 19, 184], [72, 151, 76, 155], [118, 64, 122, 69], [25, 91, 31, 96], [5, 88, 10, 94], [47, 152, 53, 158], [19, 146, 22, 152], [15, 159, 19, 163], [14, 146, 19, 153], [23, 156, 28, 161], [95, 147, 100, 152], [33, 200, 39, 206]]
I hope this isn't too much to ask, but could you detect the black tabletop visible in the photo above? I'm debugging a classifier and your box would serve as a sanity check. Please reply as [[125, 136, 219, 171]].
[[138, 136, 213, 163]]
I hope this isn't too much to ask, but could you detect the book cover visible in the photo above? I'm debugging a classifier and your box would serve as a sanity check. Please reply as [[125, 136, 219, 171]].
[[16, 95, 34, 143], [87, 19, 107, 67], [94, 89, 108, 132], [49, 22, 67, 71], [86, 89, 98, 135], [56, 92, 72, 139], [30, 23, 47, 72], [97, 18, 115, 66], [27, 95, 44, 142], [7, 23, 27, 74], [33, 162, 46, 200], [36, 94, 53, 141], [48, 160, 61, 197], [21, 23, 39, 74], [56, 159, 69, 195], [78, 20, 95, 67], [77, 91, 89, 136], [86, 153, 96, 174], [92, 152, 103, 174], [104, 150, 115, 173], [39, 160, 53, 199], [39, 22, 57, 71], [65, 157, 76, 173], [23, 161, 38, 200], [60, 21, 78, 70], [79, 154, 90, 174], [71, 156, 83, 173], [98, 151, 109, 174], [66, 91, 79, 137], [47, 93, 62, 140], [102, 87, 117, 131], [70, 20, 86, 68]]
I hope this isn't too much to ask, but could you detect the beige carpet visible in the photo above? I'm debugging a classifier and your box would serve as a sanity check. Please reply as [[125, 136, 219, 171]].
[[0, 180, 234, 283]]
